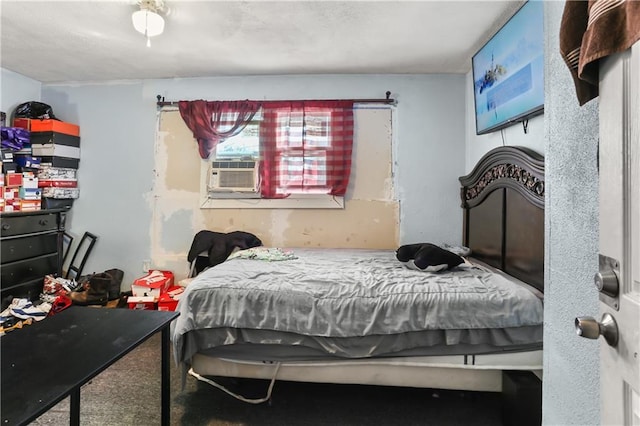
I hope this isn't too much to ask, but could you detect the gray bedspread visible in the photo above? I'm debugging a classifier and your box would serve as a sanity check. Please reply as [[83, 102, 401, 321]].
[[171, 248, 543, 363]]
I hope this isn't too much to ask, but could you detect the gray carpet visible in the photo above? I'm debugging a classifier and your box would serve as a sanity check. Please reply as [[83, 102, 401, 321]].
[[29, 333, 504, 426]]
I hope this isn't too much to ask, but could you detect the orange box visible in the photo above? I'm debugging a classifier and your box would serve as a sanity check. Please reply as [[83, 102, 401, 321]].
[[19, 199, 41, 211], [13, 118, 80, 137], [157, 286, 184, 311], [127, 296, 156, 310], [131, 270, 174, 299]]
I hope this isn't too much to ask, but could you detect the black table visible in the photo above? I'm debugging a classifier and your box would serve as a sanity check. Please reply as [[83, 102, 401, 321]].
[[1, 306, 179, 425]]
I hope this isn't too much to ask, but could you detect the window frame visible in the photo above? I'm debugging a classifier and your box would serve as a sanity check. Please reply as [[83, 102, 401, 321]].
[[200, 108, 346, 209]]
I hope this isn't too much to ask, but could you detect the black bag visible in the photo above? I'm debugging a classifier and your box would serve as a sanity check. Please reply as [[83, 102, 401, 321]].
[[12, 101, 57, 121]]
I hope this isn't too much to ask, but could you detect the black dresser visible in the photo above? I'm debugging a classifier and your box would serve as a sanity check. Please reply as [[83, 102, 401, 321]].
[[0, 209, 66, 302]]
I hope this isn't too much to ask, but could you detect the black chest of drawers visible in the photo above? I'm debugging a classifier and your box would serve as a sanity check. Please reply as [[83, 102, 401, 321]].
[[1, 209, 66, 302]]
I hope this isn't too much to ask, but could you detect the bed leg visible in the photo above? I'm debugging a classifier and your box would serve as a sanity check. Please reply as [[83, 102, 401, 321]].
[[501, 370, 542, 426]]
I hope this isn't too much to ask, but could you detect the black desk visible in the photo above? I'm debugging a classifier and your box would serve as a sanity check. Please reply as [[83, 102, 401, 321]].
[[1, 306, 179, 425]]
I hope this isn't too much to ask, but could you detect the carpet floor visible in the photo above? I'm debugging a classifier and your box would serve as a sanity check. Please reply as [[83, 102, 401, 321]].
[[29, 333, 504, 426]]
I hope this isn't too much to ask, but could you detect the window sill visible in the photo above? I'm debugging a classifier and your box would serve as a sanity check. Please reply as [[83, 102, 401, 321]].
[[200, 194, 345, 209]]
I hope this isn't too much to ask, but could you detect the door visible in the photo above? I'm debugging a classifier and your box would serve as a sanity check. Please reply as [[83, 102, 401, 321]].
[[598, 42, 640, 424]]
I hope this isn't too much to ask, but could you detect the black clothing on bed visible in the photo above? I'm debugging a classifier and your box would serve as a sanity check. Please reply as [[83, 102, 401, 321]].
[[187, 230, 262, 276]]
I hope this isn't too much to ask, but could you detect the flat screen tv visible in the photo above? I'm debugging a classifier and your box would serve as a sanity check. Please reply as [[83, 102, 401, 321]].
[[472, 0, 544, 135]]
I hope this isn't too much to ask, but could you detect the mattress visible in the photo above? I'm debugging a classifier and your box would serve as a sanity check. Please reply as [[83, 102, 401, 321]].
[[171, 248, 544, 364]]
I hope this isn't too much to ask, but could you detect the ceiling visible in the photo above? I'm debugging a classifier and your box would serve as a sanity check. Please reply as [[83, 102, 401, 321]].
[[0, 1, 523, 84]]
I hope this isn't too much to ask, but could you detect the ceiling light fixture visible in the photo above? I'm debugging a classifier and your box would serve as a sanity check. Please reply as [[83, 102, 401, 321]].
[[132, 0, 166, 47]]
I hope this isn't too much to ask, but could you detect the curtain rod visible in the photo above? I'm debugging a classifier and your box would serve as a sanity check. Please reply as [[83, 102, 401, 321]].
[[155, 91, 396, 107]]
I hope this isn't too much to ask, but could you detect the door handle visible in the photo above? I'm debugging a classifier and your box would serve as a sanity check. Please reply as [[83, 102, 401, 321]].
[[575, 313, 619, 347]]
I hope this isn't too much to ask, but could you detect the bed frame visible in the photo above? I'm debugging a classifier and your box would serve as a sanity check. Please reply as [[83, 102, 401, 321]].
[[460, 145, 545, 291], [190, 145, 545, 393]]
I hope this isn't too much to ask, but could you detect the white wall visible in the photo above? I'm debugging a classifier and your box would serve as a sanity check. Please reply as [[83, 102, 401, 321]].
[[0, 68, 41, 120], [40, 74, 465, 283]]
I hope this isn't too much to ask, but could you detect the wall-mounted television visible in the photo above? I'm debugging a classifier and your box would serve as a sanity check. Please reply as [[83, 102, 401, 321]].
[[472, 0, 544, 135]]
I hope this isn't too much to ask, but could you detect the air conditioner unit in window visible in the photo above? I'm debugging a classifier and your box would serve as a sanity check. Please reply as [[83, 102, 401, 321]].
[[209, 160, 257, 192]]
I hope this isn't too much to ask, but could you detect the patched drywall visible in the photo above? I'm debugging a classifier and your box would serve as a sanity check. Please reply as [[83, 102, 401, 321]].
[[39, 74, 464, 288], [151, 107, 398, 276]]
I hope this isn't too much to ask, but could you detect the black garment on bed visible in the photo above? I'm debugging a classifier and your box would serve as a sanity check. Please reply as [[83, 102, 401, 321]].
[[187, 230, 262, 276]]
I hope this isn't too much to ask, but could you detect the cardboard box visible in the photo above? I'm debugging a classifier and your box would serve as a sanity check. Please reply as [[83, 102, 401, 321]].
[[39, 156, 79, 169], [30, 132, 80, 148], [157, 286, 184, 312], [3, 187, 19, 200], [38, 179, 77, 188], [127, 296, 156, 310], [37, 166, 77, 180], [42, 198, 74, 210], [42, 187, 79, 199], [32, 144, 80, 159], [5, 173, 22, 188], [19, 187, 41, 200], [2, 162, 17, 174], [19, 199, 41, 211], [21, 174, 38, 189], [13, 118, 80, 136], [131, 270, 174, 298], [3, 201, 18, 212], [15, 155, 41, 169], [1, 150, 14, 162]]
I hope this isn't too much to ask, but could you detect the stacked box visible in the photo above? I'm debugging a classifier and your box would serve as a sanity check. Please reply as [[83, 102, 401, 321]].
[[131, 270, 175, 300], [18, 119, 81, 163], [128, 271, 176, 311], [1, 171, 40, 211], [13, 118, 79, 136], [127, 296, 156, 310], [41, 187, 79, 199], [1, 149, 16, 174], [14, 154, 41, 171], [37, 166, 77, 180], [31, 132, 80, 159], [37, 165, 78, 209], [157, 286, 184, 311], [8, 117, 81, 210]]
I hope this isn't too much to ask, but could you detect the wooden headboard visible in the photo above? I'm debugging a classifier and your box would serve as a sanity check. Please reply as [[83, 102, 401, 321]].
[[459, 146, 545, 292]]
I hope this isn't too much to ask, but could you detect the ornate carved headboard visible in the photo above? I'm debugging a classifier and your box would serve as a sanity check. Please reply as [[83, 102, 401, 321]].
[[459, 146, 545, 292]]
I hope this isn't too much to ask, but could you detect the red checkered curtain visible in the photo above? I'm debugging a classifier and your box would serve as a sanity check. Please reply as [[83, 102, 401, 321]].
[[178, 100, 261, 159], [260, 100, 354, 198]]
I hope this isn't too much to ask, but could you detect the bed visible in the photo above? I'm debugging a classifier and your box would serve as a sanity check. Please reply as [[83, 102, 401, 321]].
[[171, 145, 545, 396]]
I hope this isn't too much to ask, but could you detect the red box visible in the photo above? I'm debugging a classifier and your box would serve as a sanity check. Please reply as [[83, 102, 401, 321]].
[[13, 118, 80, 137], [38, 179, 78, 188], [127, 296, 156, 310], [5, 173, 22, 188], [157, 286, 184, 312], [3, 187, 19, 200], [131, 270, 174, 298], [3, 199, 20, 212]]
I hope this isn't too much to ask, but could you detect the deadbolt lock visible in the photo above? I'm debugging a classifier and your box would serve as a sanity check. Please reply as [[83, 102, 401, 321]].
[[597, 254, 620, 310]]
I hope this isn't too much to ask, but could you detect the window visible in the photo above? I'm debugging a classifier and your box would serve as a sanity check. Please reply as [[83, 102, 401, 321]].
[[270, 110, 331, 193], [200, 101, 354, 208]]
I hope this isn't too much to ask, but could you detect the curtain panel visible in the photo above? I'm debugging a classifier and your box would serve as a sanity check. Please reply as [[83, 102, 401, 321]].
[[178, 100, 261, 159], [259, 100, 354, 198]]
